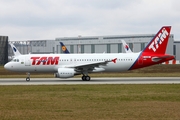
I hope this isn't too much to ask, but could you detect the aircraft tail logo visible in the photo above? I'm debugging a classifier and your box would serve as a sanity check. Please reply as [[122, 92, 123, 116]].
[[60, 42, 70, 53], [125, 45, 129, 51], [13, 47, 17, 52], [142, 26, 171, 54]]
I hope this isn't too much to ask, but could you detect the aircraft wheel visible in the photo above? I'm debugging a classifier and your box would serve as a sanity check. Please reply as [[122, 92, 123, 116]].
[[26, 77, 30, 82], [85, 76, 91, 81], [82, 76, 86, 81]]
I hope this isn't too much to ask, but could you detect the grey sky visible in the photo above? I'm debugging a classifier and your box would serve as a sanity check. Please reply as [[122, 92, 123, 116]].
[[0, 0, 180, 41]]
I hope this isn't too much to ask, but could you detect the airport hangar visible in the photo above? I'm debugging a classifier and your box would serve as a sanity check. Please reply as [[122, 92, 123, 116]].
[[1, 33, 179, 65]]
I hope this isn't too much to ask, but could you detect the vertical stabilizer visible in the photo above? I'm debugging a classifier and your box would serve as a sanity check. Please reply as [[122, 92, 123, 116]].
[[60, 42, 70, 53], [121, 40, 132, 53], [10, 44, 21, 56], [142, 26, 171, 54]]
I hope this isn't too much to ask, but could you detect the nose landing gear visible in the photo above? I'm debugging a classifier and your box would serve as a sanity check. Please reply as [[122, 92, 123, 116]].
[[26, 72, 30, 82]]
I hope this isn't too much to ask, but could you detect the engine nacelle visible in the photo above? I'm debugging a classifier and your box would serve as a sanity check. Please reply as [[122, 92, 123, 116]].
[[54, 68, 75, 78], [92, 67, 105, 72]]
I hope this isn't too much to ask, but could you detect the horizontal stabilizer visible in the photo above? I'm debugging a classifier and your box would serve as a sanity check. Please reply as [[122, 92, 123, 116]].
[[152, 55, 175, 62]]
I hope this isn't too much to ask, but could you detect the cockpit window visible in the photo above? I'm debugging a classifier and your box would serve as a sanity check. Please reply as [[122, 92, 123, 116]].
[[12, 59, 20, 62]]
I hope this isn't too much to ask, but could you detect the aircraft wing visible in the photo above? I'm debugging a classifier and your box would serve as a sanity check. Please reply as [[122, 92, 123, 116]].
[[64, 58, 117, 72]]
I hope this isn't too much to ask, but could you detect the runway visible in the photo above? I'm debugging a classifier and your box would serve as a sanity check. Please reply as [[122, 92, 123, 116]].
[[0, 77, 180, 85]]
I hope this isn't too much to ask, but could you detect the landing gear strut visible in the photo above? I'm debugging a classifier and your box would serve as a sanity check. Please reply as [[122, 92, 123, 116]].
[[26, 72, 30, 82], [82, 75, 91, 81]]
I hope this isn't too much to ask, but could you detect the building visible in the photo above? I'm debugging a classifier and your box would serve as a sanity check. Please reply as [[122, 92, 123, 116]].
[[0, 36, 8, 65], [55, 34, 174, 55], [174, 41, 180, 61], [7, 34, 179, 63]]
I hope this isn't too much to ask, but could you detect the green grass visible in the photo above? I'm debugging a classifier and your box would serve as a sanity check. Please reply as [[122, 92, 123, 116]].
[[1, 64, 180, 119], [0, 84, 180, 120]]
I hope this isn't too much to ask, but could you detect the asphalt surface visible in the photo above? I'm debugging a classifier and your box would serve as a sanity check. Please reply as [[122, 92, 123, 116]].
[[0, 77, 180, 85]]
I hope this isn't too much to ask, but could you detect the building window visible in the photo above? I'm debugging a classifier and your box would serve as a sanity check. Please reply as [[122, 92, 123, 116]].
[[129, 43, 133, 52], [107, 44, 111, 53], [70, 45, 74, 53], [81, 45, 84, 53], [173, 45, 176, 57], [118, 43, 122, 53], [141, 43, 145, 51], [91, 44, 95, 53]]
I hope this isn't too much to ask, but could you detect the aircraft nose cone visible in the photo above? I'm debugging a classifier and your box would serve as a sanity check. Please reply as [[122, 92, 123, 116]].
[[4, 63, 11, 71]]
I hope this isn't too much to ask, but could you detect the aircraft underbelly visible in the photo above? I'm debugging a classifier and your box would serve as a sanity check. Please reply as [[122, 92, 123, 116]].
[[19, 66, 55, 72], [35, 66, 55, 72]]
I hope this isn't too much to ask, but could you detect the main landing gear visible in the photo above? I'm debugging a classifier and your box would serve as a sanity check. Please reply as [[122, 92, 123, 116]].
[[26, 72, 30, 82], [82, 75, 91, 81]]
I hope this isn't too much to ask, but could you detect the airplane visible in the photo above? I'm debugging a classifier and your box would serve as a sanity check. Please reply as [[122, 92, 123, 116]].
[[60, 42, 70, 53], [4, 26, 175, 81], [121, 40, 133, 53]]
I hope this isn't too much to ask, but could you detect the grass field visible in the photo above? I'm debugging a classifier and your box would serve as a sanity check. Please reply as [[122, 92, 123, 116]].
[[0, 64, 180, 119], [0, 84, 180, 120]]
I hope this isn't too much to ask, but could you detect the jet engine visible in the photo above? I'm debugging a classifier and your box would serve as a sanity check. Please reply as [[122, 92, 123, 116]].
[[54, 68, 75, 78]]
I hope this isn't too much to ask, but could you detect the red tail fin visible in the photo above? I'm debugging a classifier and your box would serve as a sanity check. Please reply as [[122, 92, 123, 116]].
[[142, 26, 171, 54]]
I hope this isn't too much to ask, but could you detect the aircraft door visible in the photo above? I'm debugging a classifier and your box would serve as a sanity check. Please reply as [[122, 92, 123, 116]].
[[25, 56, 31, 66]]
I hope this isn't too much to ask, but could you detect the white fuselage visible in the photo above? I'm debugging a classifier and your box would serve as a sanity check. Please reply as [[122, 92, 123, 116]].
[[5, 53, 141, 73]]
